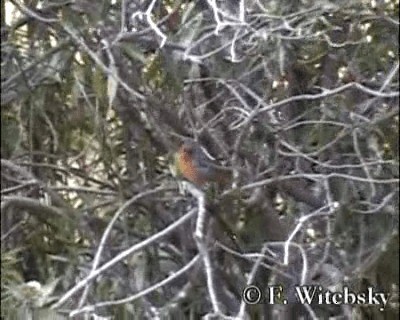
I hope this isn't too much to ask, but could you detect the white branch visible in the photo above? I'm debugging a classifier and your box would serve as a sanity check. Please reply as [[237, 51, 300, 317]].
[[77, 187, 166, 308], [70, 255, 200, 316], [53, 209, 196, 309]]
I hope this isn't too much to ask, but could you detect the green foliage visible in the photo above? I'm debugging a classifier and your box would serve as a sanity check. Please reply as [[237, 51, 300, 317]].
[[1, 0, 398, 318]]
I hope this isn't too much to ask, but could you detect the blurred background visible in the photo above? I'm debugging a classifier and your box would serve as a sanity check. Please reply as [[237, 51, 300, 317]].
[[1, 0, 399, 319]]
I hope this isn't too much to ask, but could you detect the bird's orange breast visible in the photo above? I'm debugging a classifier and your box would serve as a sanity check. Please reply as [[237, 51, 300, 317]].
[[177, 148, 207, 186]]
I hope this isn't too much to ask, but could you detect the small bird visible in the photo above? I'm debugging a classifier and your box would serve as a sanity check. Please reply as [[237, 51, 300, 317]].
[[176, 140, 230, 187]]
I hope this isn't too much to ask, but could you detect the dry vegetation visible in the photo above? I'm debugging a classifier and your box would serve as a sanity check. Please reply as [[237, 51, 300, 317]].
[[1, 0, 399, 319]]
